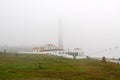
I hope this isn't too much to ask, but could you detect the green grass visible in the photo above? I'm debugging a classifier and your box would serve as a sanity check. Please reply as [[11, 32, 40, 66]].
[[0, 53, 120, 80]]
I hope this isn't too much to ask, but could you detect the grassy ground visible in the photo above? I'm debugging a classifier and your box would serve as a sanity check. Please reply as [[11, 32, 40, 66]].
[[0, 53, 120, 80]]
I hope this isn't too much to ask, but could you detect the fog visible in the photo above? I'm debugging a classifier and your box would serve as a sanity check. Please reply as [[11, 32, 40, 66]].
[[0, 0, 120, 58]]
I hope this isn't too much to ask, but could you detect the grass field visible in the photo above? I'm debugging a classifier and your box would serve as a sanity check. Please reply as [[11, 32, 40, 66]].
[[0, 53, 120, 80]]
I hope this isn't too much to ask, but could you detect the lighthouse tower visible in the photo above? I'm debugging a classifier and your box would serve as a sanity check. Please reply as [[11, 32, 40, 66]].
[[58, 18, 63, 50]]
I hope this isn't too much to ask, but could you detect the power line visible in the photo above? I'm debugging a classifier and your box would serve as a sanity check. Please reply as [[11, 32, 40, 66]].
[[88, 43, 120, 56]]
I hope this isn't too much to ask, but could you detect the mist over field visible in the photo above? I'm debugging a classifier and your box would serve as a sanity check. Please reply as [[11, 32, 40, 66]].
[[1, 0, 120, 58]]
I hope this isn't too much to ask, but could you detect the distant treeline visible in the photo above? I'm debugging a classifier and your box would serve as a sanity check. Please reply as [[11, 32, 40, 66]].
[[0, 46, 32, 53]]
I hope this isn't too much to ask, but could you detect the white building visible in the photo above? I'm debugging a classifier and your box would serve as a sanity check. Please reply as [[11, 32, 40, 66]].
[[32, 43, 64, 55], [32, 45, 86, 59], [66, 48, 86, 59]]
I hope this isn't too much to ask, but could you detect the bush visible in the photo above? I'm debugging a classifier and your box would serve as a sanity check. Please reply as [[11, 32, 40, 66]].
[[102, 56, 106, 62]]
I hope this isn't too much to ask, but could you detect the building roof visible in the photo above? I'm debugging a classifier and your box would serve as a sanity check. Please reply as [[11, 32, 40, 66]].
[[32, 44, 58, 50], [32, 47, 39, 50], [45, 44, 56, 47], [74, 48, 80, 50]]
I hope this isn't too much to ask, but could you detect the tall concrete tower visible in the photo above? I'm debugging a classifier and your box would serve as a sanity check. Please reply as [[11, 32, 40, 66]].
[[58, 18, 63, 50]]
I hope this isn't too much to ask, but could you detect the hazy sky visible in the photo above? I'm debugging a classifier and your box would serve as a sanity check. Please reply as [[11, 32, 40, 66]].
[[0, 0, 120, 57]]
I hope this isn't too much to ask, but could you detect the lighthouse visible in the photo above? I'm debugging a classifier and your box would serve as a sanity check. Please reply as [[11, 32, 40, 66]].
[[58, 18, 63, 50]]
